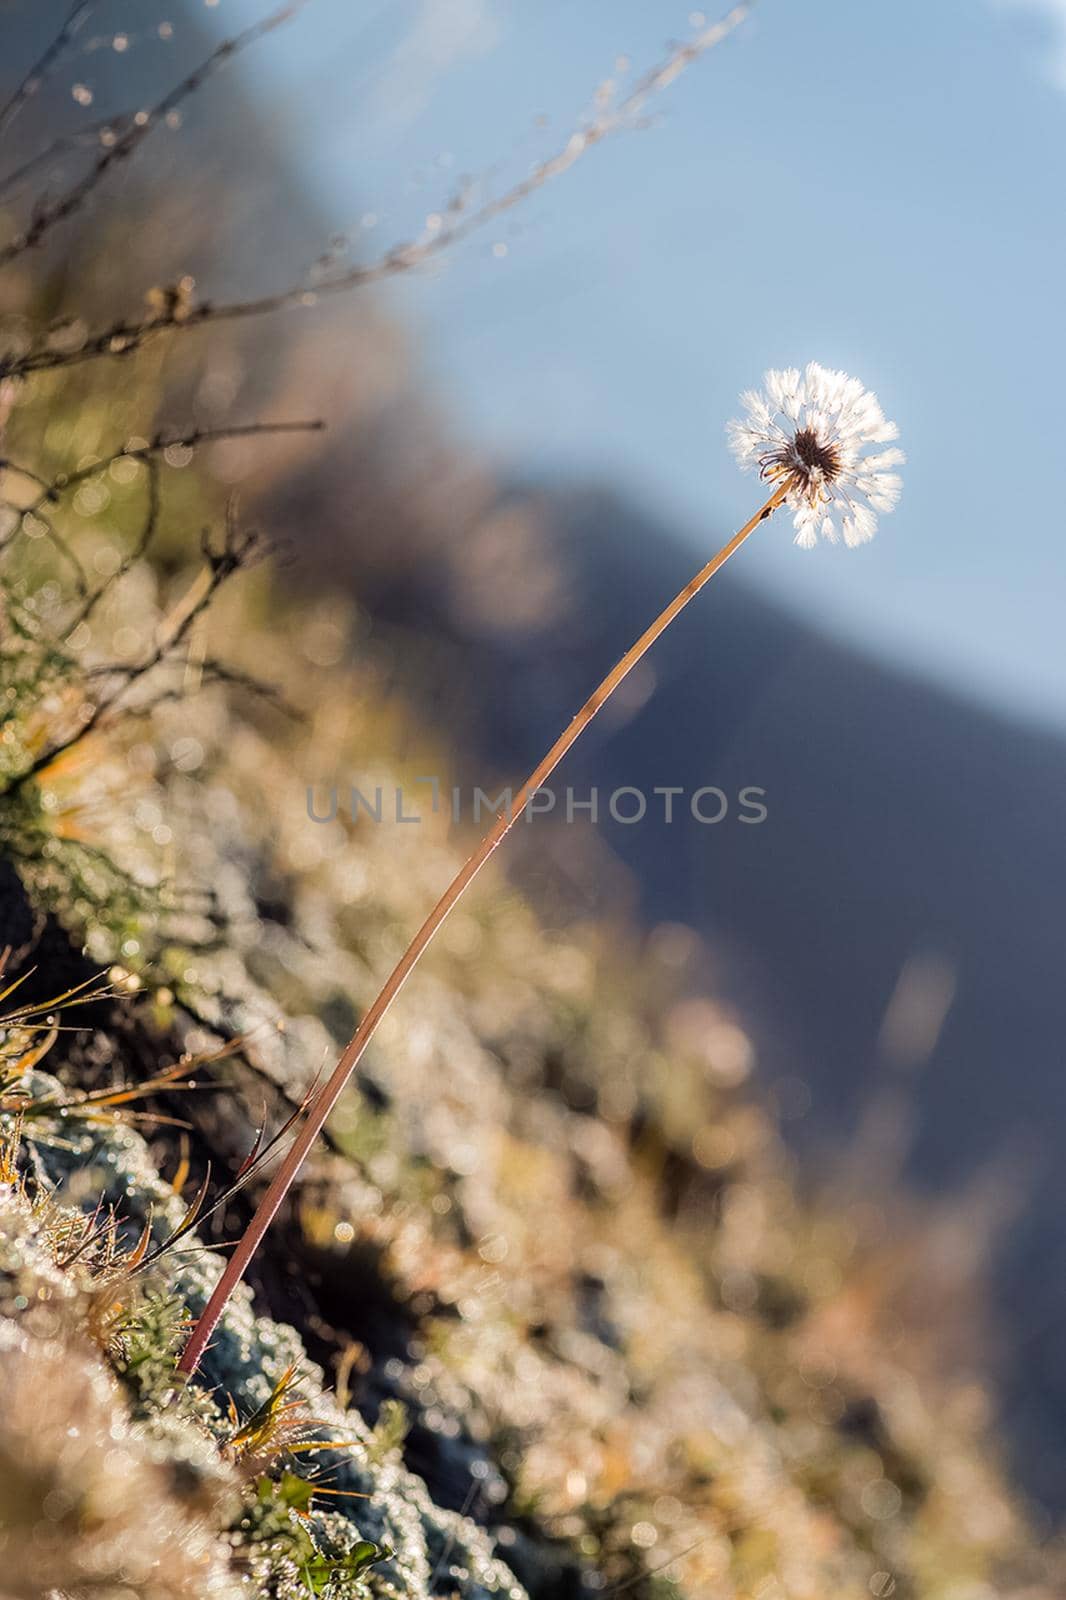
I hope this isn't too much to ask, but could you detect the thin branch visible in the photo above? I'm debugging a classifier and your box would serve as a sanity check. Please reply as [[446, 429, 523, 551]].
[[66, 453, 161, 634], [0, 115, 135, 202], [0, 418, 317, 790], [94, 658, 301, 722], [1, 419, 323, 572], [181, 659, 301, 719], [0, 456, 57, 497], [13, 504, 89, 594], [603, 1537, 714, 1597], [9, 506, 267, 786], [9, 417, 323, 526], [0, 2, 310, 268], [52, 419, 324, 495], [0, 3, 752, 381], [134, 1075, 321, 1274], [0, 2, 97, 140]]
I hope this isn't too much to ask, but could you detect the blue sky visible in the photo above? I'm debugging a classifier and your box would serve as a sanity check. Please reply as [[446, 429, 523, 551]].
[[205, 0, 1066, 730]]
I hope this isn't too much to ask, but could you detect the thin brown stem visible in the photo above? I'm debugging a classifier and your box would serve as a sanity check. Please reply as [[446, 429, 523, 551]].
[[177, 483, 787, 1374]]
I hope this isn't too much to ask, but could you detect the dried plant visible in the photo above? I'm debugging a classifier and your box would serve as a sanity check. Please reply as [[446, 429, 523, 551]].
[[178, 366, 904, 1369], [0, 422, 320, 792]]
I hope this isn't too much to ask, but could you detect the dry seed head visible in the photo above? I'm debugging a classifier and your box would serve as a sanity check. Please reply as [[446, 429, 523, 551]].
[[728, 362, 904, 547]]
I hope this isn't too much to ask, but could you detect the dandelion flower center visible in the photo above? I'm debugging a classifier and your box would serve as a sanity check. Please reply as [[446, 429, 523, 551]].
[[727, 362, 904, 549], [793, 427, 841, 482]]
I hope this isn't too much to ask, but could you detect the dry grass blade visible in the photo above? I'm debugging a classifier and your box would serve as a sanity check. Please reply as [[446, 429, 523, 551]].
[[129, 1084, 317, 1281], [0, 969, 117, 1024], [134, 1165, 212, 1273], [225, 1365, 363, 1473], [235, 1118, 267, 1180]]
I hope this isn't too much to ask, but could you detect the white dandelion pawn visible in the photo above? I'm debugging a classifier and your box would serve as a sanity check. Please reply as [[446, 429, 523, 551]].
[[727, 362, 904, 548]]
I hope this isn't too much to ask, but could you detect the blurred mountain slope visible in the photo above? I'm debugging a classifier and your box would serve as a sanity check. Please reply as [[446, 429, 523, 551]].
[[274, 468, 1066, 1509]]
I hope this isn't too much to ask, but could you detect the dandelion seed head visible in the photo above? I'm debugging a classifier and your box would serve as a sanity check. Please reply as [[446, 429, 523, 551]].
[[727, 362, 904, 548]]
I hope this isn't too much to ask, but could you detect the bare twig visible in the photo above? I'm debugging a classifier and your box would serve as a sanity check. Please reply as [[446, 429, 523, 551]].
[[9, 504, 267, 786], [55, 418, 324, 495], [17, 504, 89, 595], [0, 2, 310, 268], [0, 455, 56, 496], [3, 418, 324, 550], [0, 418, 318, 790], [2, 418, 323, 648], [66, 453, 161, 633], [106, 662, 300, 722], [0, 2, 97, 140], [0, 117, 135, 202], [135, 1073, 322, 1275], [0, 4, 752, 381], [603, 1537, 713, 1596]]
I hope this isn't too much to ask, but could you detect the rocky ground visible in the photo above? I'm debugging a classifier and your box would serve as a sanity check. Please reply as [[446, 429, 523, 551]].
[[0, 344, 1062, 1600]]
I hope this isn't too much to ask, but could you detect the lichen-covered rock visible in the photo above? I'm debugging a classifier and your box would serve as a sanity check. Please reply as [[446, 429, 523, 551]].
[[13, 1092, 526, 1600], [0, 1187, 243, 1600]]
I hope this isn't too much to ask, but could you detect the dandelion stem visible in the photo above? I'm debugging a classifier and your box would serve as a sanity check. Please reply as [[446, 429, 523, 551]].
[[177, 482, 788, 1375]]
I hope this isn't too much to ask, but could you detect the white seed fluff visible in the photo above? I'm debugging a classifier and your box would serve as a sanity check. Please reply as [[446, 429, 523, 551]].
[[727, 362, 904, 548]]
